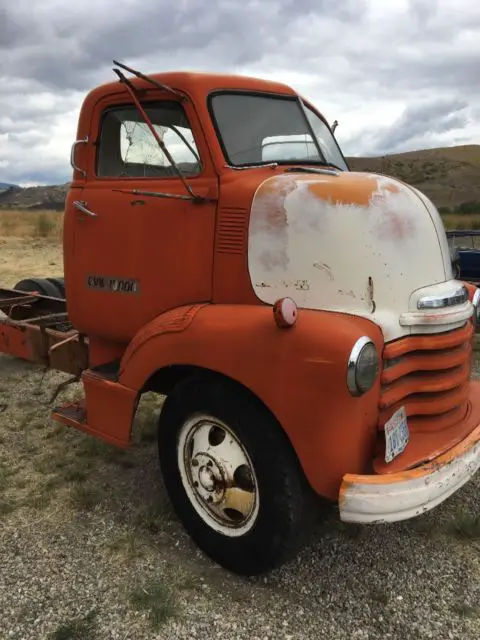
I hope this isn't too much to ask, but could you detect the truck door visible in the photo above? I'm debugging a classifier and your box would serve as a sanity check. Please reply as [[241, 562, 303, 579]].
[[65, 95, 218, 342]]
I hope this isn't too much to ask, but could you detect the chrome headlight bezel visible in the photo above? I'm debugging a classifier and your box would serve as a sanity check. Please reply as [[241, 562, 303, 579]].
[[472, 288, 480, 323], [417, 285, 469, 310], [347, 336, 379, 396]]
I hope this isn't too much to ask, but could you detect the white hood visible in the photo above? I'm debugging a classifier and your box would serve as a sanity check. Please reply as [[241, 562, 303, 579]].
[[247, 171, 471, 341]]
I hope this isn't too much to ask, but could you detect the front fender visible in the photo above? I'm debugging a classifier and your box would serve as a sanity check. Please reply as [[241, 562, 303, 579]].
[[119, 303, 384, 499]]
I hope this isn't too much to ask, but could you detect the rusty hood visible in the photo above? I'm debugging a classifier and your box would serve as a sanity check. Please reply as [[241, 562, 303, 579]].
[[247, 170, 466, 341]]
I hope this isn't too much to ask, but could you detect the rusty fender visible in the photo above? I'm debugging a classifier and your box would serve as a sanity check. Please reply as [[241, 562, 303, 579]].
[[118, 303, 385, 499]]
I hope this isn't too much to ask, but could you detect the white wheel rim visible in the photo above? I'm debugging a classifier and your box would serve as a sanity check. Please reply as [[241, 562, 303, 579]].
[[177, 413, 260, 537]]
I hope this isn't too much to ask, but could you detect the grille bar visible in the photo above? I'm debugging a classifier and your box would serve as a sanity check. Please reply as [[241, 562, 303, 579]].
[[379, 323, 474, 434]]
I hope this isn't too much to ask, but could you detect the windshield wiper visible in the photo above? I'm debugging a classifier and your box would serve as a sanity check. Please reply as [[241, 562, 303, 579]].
[[112, 60, 186, 101], [112, 62, 211, 204], [284, 162, 345, 173]]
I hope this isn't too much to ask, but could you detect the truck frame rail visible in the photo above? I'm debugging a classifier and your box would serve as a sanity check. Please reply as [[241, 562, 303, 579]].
[[0, 287, 88, 376]]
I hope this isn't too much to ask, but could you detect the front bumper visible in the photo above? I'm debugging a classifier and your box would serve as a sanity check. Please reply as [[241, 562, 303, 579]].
[[339, 407, 480, 524]]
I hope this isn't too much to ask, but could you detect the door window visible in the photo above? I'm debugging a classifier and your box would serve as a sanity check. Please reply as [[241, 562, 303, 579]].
[[96, 102, 201, 178]]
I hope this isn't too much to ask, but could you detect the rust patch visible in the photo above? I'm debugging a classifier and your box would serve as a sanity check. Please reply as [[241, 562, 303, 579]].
[[258, 249, 288, 271], [254, 175, 297, 228], [375, 209, 415, 240], [252, 175, 298, 271]]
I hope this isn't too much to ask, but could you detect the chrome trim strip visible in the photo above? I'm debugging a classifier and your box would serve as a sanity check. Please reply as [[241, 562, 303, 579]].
[[400, 301, 473, 327]]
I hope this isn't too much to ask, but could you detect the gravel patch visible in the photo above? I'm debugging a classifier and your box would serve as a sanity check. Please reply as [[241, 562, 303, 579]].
[[1, 358, 479, 640]]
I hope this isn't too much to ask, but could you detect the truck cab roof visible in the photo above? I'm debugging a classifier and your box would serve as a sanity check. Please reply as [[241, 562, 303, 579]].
[[86, 70, 298, 103]]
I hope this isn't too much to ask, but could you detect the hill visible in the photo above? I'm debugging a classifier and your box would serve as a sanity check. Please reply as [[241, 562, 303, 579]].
[[347, 144, 480, 212], [0, 182, 18, 190], [0, 184, 68, 211], [0, 144, 479, 213]]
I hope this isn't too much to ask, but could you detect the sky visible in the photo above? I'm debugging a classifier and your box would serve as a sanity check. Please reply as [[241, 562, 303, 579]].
[[0, 0, 479, 186]]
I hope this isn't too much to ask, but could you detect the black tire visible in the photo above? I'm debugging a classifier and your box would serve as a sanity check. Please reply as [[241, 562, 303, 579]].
[[46, 277, 65, 299], [13, 277, 61, 298], [158, 373, 318, 576]]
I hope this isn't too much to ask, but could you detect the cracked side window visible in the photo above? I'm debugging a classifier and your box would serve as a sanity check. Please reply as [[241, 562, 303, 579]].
[[96, 102, 201, 178]]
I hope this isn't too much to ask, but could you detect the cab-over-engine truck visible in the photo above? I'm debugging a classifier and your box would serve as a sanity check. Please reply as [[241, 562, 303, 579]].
[[1, 61, 480, 576]]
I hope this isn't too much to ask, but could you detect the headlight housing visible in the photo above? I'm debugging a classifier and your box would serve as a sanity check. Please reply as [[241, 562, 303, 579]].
[[347, 337, 379, 396]]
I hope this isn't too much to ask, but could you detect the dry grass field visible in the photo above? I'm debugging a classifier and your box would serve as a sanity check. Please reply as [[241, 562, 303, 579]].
[[442, 213, 480, 231], [0, 209, 63, 242], [0, 213, 480, 639]]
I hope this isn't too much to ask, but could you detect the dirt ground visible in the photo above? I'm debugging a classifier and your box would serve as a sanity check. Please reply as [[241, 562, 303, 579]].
[[1, 237, 480, 640], [0, 236, 63, 287]]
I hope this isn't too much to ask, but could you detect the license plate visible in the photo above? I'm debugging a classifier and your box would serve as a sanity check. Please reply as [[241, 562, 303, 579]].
[[384, 406, 409, 463]]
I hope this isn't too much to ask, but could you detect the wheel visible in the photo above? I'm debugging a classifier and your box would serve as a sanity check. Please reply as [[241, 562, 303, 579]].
[[46, 277, 65, 298], [13, 277, 62, 298], [158, 374, 317, 575]]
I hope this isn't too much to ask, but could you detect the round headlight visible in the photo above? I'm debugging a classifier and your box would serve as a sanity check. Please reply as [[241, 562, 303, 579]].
[[347, 337, 379, 396]]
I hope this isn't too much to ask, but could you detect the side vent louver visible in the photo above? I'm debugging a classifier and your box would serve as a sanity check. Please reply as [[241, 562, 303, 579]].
[[217, 207, 248, 254]]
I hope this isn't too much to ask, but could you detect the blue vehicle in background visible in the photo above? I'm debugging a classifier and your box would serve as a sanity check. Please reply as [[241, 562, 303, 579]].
[[447, 230, 480, 284]]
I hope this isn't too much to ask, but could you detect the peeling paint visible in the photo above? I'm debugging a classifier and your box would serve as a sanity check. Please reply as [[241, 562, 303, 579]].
[[248, 171, 454, 342], [339, 428, 480, 524], [249, 174, 297, 272]]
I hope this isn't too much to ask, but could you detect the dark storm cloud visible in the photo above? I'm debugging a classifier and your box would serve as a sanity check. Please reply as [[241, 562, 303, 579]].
[[344, 97, 472, 157], [371, 98, 470, 155], [1, 0, 366, 92], [383, 99, 469, 146], [354, 49, 480, 98], [0, 10, 20, 47], [5, 166, 71, 186], [0, 0, 478, 184]]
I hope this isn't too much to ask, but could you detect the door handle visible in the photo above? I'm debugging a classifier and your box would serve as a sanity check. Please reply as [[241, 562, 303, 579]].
[[73, 200, 98, 217]]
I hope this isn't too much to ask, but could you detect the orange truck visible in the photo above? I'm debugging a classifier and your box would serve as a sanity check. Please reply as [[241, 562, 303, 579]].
[[1, 61, 480, 575]]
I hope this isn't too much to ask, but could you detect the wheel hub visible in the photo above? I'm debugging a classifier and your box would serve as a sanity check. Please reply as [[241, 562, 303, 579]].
[[191, 453, 225, 503], [178, 416, 260, 536], [198, 466, 215, 491]]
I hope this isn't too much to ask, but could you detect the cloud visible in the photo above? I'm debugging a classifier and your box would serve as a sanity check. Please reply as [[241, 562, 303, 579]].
[[0, 0, 479, 185], [350, 97, 472, 156]]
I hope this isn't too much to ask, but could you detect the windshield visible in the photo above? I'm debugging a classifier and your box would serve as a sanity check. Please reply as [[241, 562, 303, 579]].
[[209, 92, 348, 170]]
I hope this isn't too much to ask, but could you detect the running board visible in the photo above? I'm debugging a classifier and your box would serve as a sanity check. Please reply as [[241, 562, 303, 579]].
[[51, 367, 137, 447]]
